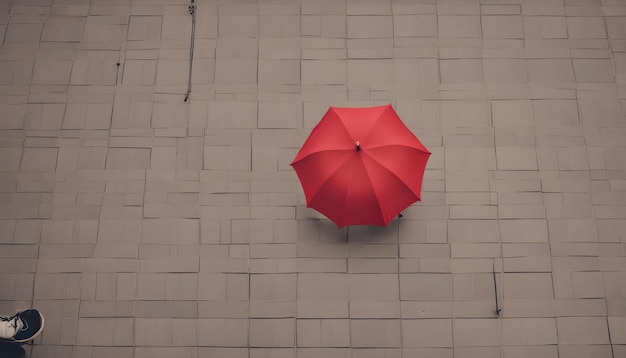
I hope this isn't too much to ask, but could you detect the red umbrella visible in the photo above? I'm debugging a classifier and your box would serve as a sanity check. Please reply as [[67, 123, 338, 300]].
[[291, 104, 431, 227]]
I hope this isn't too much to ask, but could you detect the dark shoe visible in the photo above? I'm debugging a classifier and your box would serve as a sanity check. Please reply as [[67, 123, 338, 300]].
[[0, 309, 44, 344]]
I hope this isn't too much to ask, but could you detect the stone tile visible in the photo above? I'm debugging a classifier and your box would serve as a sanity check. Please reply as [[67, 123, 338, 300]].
[[483, 59, 528, 83], [82, 23, 126, 43], [76, 317, 134, 346], [197, 318, 248, 347], [297, 273, 348, 301], [566, 17, 607, 38], [605, 16, 626, 39], [156, 59, 210, 86], [258, 101, 302, 129], [347, 0, 391, 16], [32, 60, 72, 84], [350, 301, 400, 319], [349, 274, 399, 301], [528, 59, 575, 83], [402, 348, 452, 358], [219, 15, 258, 37], [572, 59, 615, 83], [70, 59, 118, 85], [250, 273, 297, 301], [496, 147, 538, 170], [402, 319, 452, 347], [249, 318, 295, 347], [393, 14, 437, 37], [558, 345, 613, 358], [215, 58, 257, 85], [296, 348, 348, 358], [347, 16, 393, 38], [23, 103, 65, 130], [492, 100, 534, 127], [532, 100, 580, 127], [400, 273, 453, 301], [63, 103, 112, 130], [106, 148, 151, 169], [135, 318, 197, 346], [440, 100, 489, 127], [481, 16, 523, 39], [502, 318, 558, 345], [41, 22, 84, 42], [259, 15, 300, 37], [258, 60, 300, 85], [503, 273, 554, 299], [5, 23, 43, 44], [453, 319, 500, 347], [352, 349, 401, 358], [556, 317, 610, 344], [351, 319, 401, 347], [347, 59, 394, 84], [500, 220, 549, 243], [297, 319, 350, 347], [438, 15, 481, 38], [523, 16, 568, 38], [128, 16, 162, 41], [301, 60, 347, 85], [20, 148, 58, 172], [439, 59, 483, 83], [122, 60, 157, 85]]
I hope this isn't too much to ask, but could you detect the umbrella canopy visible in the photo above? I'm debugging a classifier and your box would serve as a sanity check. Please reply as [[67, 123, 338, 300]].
[[291, 104, 431, 227]]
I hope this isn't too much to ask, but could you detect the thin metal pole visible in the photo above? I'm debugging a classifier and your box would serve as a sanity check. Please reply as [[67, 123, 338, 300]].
[[493, 259, 501, 315], [184, 0, 196, 102]]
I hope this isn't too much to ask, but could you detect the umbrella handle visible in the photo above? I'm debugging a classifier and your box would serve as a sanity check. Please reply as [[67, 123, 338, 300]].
[[355, 141, 360, 151]]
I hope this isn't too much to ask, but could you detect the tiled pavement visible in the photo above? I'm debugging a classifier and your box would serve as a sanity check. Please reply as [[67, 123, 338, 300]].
[[1, 0, 626, 357]]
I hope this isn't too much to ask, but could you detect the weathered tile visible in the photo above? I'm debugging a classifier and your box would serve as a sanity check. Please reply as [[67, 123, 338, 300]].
[[556, 317, 610, 344], [197, 318, 248, 347], [439, 59, 483, 83], [523, 16, 567, 38], [402, 319, 452, 347], [400, 273, 452, 301], [351, 319, 401, 347], [438, 16, 481, 38], [5, 23, 43, 44], [76, 318, 134, 346], [249, 318, 295, 347], [394, 14, 437, 37], [297, 319, 350, 347], [482, 16, 523, 39]]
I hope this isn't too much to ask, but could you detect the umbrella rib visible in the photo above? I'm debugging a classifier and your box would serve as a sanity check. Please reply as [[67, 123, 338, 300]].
[[362, 104, 395, 144], [304, 153, 353, 226], [292, 148, 354, 164], [364, 143, 430, 153], [354, 156, 385, 226], [360, 153, 421, 226], [362, 147, 429, 196], [333, 108, 359, 145]]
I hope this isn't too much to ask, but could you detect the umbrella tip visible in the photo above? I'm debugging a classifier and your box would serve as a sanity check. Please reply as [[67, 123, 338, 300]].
[[355, 140, 360, 151]]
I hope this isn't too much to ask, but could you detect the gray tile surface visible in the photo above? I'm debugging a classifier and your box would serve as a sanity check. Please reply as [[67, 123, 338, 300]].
[[0, 0, 625, 357]]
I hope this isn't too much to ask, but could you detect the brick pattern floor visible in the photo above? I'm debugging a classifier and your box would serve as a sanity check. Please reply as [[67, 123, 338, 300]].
[[1, 0, 626, 357]]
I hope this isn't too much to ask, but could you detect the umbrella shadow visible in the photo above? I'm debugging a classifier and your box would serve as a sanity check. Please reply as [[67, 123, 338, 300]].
[[297, 216, 401, 244], [344, 219, 400, 243]]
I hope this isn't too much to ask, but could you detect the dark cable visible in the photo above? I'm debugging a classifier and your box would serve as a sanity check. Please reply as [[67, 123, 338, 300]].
[[184, 0, 196, 102], [493, 260, 501, 315]]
